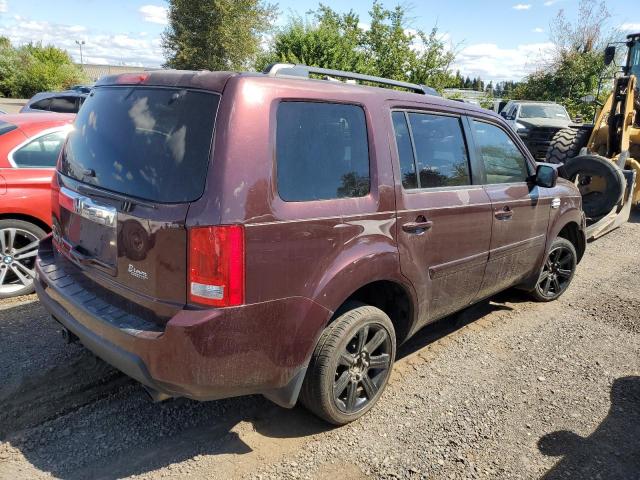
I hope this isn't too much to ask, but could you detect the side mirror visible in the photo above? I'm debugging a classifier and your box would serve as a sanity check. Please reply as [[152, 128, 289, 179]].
[[535, 164, 558, 188], [604, 45, 616, 66]]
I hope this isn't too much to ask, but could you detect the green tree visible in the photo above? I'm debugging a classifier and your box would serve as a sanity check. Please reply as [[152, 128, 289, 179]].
[[510, 0, 614, 117], [256, 6, 367, 73], [0, 38, 86, 98], [163, 0, 278, 70], [257, 1, 456, 91]]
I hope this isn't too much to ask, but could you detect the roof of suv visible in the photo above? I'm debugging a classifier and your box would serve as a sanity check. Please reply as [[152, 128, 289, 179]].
[[95, 69, 495, 119]]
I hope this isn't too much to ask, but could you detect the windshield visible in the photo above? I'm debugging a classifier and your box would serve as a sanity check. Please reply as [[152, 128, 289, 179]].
[[630, 42, 640, 78], [60, 86, 219, 203], [519, 104, 570, 120]]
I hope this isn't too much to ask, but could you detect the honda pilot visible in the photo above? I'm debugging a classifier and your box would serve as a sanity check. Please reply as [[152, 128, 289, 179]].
[[35, 66, 586, 425]]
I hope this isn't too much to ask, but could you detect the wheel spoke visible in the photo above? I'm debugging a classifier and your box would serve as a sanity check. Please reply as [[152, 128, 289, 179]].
[[558, 252, 572, 267], [334, 370, 350, 398], [7, 228, 16, 251], [10, 265, 31, 286], [0, 230, 6, 253], [361, 373, 378, 399], [14, 249, 38, 261], [543, 277, 552, 295], [346, 381, 358, 410], [339, 350, 355, 367], [13, 240, 39, 256], [356, 325, 369, 353], [557, 268, 572, 278], [552, 277, 561, 293], [0, 268, 7, 286], [368, 353, 390, 370], [365, 329, 387, 354], [538, 270, 550, 283]]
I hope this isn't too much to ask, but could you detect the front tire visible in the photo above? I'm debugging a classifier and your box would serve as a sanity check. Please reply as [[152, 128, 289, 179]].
[[300, 303, 396, 425], [530, 237, 577, 302], [0, 219, 46, 299]]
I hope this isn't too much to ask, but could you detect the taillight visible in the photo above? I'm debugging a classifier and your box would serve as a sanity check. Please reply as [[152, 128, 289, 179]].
[[188, 225, 245, 307], [114, 73, 149, 84]]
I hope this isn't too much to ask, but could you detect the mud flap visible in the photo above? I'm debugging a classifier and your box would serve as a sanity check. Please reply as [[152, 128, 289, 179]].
[[587, 169, 637, 240]]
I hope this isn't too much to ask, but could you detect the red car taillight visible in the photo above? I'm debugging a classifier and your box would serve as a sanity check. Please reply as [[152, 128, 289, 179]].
[[188, 225, 245, 307]]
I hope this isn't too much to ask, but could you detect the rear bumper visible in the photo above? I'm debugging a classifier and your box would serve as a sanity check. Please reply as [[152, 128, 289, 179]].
[[35, 236, 331, 407]]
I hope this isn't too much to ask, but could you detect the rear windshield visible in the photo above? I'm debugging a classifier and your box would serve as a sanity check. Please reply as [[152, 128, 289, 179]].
[[60, 86, 219, 203], [0, 120, 17, 136]]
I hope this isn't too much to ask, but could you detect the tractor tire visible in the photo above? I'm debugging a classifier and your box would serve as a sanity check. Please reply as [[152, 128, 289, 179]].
[[564, 154, 625, 220], [546, 127, 592, 164]]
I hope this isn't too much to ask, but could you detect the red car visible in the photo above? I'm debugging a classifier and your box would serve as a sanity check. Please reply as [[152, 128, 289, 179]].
[[0, 113, 74, 298]]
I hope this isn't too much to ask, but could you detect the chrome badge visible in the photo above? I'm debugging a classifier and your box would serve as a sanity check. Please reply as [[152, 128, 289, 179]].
[[128, 264, 148, 280]]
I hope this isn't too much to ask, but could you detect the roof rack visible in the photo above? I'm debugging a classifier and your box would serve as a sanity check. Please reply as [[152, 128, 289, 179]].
[[264, 63, 440, 96]]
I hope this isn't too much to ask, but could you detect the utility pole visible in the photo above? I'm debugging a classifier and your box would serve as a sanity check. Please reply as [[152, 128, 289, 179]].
[[75, 40, 85, 67]]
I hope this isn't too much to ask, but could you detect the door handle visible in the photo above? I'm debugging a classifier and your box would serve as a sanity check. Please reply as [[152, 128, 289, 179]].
[[494, 206, 513, 220], [402, 217, 433, 234]]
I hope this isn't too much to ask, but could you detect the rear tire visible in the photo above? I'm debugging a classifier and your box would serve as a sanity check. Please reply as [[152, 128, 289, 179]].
[[546, 127, 591, 164], [564, 154, 625, 220], [300, 303, 396, 425], [0, 219, 46, 299], [530, 237, 577, 302]]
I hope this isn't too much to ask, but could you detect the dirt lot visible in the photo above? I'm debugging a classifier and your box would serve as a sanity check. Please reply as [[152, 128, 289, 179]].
[[1, 213, 639, 480]]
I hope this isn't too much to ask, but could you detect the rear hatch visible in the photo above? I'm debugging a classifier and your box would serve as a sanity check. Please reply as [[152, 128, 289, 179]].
[[52, 85, 220, 323]]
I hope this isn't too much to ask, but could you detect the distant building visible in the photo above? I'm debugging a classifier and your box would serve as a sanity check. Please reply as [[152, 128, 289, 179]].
[[76, 64, 161, 83]]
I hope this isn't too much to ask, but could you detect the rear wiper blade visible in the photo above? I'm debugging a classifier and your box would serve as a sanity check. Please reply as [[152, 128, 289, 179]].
[[77, 184, 158, 210]]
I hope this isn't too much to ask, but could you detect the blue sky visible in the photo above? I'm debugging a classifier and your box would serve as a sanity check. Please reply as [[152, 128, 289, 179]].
[[0, 0, 638, 81]]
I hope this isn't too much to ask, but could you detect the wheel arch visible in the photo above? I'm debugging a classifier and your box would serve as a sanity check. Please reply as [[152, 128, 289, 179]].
[[0, 213, 50, 234], [557, 221, 586, 263], [327, 279, 417, 346]]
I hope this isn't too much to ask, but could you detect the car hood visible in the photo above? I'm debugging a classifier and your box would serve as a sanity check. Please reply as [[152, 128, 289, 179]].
[[517, 118, 575, 129]]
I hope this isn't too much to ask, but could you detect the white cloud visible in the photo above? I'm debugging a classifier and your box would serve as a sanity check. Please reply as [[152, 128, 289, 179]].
[[452, 42, 554, 82], [0, 0, 7, 13], [139, 5, 168, 25], [532, 27, 544, 33], [513, 4, 532, 10], [543, 1, 557, 5], [3, 16, 163, 67], [620, 23, 640, 32]]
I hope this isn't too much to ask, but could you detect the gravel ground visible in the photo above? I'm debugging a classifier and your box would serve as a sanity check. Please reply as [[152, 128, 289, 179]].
[[1, 213, 639, 480]]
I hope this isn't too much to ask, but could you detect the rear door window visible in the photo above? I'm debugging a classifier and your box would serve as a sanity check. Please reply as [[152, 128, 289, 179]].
[[49, 96, 78, 113], [391, 111, 418, 189], [11, 131, 67, 168], [471, 119, 530, 184], [30, 98, 52, 111], [276, 101, 370, 201], [60, 86, 220, 203], [393, 112, 470, 189]]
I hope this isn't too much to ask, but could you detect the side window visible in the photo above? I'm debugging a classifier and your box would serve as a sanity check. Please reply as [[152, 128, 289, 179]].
[[397, 112, 470, 189], [11, 131, 67, 168], [30, 98, 52, 111], [49, 96, 78, 113], [391, 112, 417, 189], [276, 102, 370, 202], [471, 120, 530, 184]]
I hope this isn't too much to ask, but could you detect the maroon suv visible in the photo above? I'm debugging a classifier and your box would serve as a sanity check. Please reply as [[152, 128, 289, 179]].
[[35, 66, 586, 424]]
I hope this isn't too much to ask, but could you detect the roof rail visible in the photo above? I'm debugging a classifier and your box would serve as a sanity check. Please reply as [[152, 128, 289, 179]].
[[264, 63, 440, 96]]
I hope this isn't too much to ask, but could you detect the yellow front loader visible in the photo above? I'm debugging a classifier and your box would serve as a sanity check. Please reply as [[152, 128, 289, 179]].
[[546, 33, 640, 239]]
